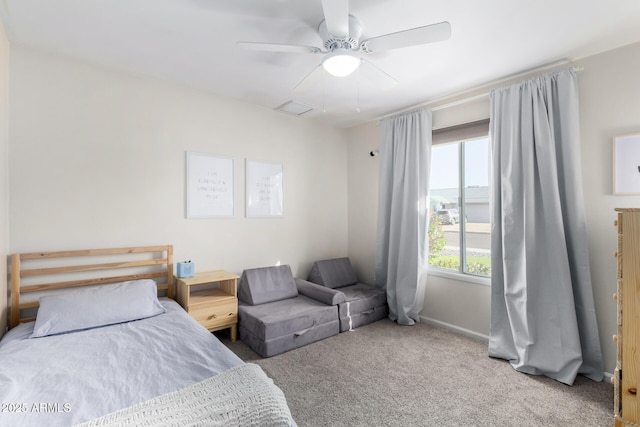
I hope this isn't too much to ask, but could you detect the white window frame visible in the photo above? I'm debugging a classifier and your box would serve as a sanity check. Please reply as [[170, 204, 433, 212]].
[[428, 120, 490, 284]]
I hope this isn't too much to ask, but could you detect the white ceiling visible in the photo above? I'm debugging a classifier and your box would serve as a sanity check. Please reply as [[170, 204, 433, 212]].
[[2, 0, 640, 128]]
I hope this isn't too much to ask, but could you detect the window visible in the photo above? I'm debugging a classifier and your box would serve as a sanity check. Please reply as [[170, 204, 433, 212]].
[[428, 131, 491, 278]]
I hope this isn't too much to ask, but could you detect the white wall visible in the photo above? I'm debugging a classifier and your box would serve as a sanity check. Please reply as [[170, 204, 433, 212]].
[[346, 123, 379, 283], [347, 42, 640, 375], [8, 47, 349, 280], [0, 22, 9, 338]]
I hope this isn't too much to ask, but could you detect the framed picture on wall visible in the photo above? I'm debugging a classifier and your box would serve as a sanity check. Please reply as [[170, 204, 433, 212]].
[[245, 159, 284, 217], [186, 152, 234, 218], [613, 133, 640, 195]]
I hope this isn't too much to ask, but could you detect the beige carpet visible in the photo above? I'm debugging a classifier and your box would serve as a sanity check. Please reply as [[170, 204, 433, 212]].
[[219, 318, 612, 427]]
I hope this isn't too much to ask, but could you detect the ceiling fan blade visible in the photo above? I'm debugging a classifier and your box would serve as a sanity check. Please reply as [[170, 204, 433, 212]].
[[321, 0, 349, 38], [361, 21, 451, 52], [237, 41, 321, 54], [294, 65, 324, 93]]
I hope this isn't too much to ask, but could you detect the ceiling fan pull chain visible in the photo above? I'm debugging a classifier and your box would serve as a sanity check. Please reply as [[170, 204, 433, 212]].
[[322, 70, 327, 113], [356, 62, 361, 113]]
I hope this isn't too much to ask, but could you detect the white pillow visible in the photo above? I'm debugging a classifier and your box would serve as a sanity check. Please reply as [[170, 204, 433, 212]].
[[31, 279, 166, 338]]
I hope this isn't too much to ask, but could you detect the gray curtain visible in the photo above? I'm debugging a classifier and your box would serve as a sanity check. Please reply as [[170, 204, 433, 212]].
[[375, 109, 431, 326], [488, 69, 604, 385]]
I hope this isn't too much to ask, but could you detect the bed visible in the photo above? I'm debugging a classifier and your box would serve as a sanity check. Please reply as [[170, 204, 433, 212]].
[[0, 245, 294, 426]]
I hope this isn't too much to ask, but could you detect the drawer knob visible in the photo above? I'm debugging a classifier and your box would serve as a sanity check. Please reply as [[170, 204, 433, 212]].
[[613, 334, 618, 342], [208, 314, 217, 320], [613, 293, 618, 301], [629, 388, 637, 396], [614, 251, 618, 259]]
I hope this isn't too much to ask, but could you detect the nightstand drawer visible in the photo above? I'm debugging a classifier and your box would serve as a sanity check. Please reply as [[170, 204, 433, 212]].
[[190, 300, 237, 330]]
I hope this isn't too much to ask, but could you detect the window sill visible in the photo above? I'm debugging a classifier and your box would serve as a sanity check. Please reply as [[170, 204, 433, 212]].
[[427, 268, 491, 286]]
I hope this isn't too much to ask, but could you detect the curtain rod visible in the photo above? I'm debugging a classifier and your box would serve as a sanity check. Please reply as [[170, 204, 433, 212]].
[[376, 60, 583, 122]]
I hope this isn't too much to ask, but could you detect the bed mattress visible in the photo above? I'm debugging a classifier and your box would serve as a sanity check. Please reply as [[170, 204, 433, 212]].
[[0, 299, 245, 427]]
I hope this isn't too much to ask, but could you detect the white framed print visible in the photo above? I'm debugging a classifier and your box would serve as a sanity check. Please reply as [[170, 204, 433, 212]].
[[245, 159, 283, 217], [613, 133, 640, 195], [186, 152, 234, 218]]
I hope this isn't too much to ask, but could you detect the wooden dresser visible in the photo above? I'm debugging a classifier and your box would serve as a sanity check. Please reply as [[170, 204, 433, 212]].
[[614, 208, 639, 426]]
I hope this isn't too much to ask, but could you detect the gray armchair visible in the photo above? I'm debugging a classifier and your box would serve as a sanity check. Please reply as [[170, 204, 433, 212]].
[[308, 257, 388, 332], [238, 264, 343, 358]]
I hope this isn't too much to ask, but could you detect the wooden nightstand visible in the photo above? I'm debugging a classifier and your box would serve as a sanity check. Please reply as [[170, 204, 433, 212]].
[[176, 270, 239, 341]]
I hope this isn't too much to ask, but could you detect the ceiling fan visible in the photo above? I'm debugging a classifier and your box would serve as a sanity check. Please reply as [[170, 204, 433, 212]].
[[237, 0, 451, 91]]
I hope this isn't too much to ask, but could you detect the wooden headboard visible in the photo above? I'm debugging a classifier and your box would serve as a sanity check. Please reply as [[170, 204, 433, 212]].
[[10, 245, 173, 329]]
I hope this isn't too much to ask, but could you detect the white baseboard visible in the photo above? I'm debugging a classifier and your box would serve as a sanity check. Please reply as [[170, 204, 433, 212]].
[[419, 315, 490, 342], [419, 316, 615, 383]]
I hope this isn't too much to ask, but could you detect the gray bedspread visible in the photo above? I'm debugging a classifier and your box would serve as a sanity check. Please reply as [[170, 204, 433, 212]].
[[0, 300, 292, 427]]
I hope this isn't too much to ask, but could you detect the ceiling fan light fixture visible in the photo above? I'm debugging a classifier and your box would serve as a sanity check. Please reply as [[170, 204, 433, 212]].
[[322, 50, 361, 77]]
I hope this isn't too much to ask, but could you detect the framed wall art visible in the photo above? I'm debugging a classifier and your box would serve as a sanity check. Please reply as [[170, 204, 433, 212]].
[[186, 152, 234, 218], [245, 159, 283, 217], [613, 133, 640, 195]]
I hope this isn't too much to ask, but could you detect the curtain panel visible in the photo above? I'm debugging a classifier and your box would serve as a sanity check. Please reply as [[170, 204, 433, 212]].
[[375, 109, 432, 326], [488, 69, 603, 385]]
